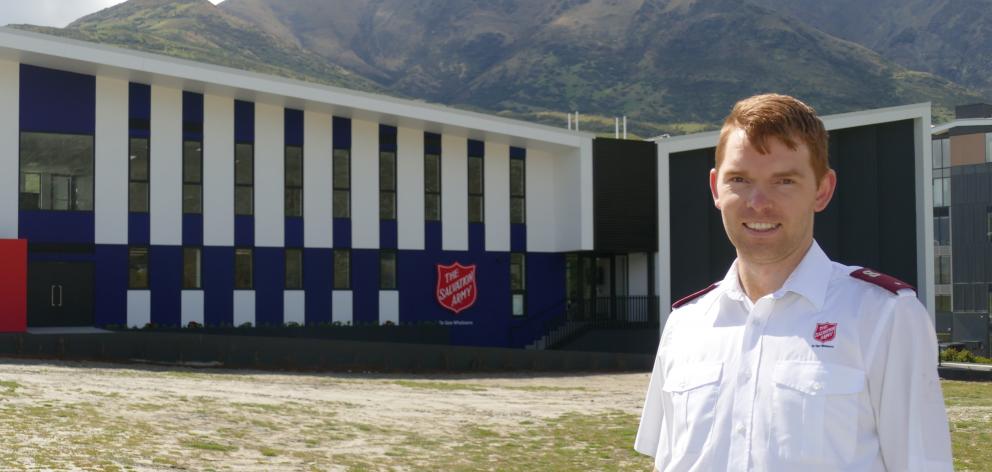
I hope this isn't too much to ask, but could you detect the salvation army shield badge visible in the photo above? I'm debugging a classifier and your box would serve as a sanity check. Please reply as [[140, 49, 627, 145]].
[[814, 322, 838, 343], [436, 262, 478, 314]]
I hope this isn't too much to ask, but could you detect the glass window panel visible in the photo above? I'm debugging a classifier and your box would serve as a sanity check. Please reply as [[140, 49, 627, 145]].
[[130, 138, 149, 181], [334, 149, 350, 190], [235, 143, 253, 185], [425, 194, 441, 221], [334, 250, 350, 290], [943, 178, 951, 207], [235, 186, 253, 216], [285, 188, 303, 218], [286, 146, 303, 187], [234, 248, 253, 289], [184, 184, 202, 214], [129, 247, 149, 289], [987, 133, 992, 163], [129, 182, 149, 213], [511, 197, 525, 224], [380, 251, 397, 290], [932, 140, 940, 169], [19, 132, 94, 211], [333, 190, 350, 218], [380, 192, 396, 220], [512, 294, 525, 316], [424, 154, 440, 193], [510, 159, 525, 197], [285, 248, 303, 290], [183, 247, 201, 289], [510, 253, 525, 290], [468, 157, 483, 194], [933, 180, 942, 207], [469, 195, 484, 223], [183, 141, 202, 183], [942, 139, 950, 168], [380, 152, 396, 191]]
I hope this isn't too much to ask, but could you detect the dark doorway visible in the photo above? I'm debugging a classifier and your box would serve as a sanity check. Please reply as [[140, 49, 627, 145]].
[[28, 261, 94, 327]]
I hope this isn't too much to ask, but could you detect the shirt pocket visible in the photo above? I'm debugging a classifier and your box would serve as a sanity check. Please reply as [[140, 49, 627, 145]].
[[662, 361, 723, 454], [771, 361, 865, 464]]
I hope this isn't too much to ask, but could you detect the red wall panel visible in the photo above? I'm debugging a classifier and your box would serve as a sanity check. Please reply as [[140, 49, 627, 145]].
[[0, 240, 27, 333]]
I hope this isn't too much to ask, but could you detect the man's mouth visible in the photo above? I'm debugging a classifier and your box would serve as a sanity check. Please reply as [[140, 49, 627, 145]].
[[743, 222, 781, 232]]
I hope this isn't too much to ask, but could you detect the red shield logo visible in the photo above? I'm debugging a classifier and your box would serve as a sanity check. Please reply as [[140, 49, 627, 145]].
[[436, 262, 478, 314], [814, 322, 837, 343]]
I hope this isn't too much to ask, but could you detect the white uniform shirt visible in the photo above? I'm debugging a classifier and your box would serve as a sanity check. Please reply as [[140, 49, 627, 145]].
[[635, 241, 953, 471]]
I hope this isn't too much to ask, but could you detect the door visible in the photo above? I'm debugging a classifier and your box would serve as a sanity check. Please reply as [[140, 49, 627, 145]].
[[27, 261, 94, 327]]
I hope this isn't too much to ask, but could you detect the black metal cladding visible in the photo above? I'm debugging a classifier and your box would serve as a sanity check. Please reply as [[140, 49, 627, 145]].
[[950, 163, 992, 313], [592, 138, 658, 253], [667, 120, 919, 305]]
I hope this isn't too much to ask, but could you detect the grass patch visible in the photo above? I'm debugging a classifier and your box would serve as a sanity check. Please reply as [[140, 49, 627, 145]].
[[0, 380, 20, 395], [391, 380, 487, 392], [182, 439, 238, 453], [259, 447, 280, 457], [943, 381, 992, 470]]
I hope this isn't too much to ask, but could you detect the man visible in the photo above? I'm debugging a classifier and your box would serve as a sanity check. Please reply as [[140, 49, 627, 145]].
[[635, 94, 953, 471]]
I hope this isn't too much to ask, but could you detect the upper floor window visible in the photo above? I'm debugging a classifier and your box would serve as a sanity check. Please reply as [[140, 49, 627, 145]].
[[19, 132, 94, 212], [380, 151, 397, 220], [333, 149, 351, 218], [285, 145, 303, 217], [468, 153, 484, 223], [183, 141, 203, 214], [235, 143, 254, 216], [425, 133, 441, 221], [510, 156, 526, 224]]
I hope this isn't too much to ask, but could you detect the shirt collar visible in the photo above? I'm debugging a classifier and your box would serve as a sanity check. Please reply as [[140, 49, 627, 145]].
[[720, 240, 831, 310]]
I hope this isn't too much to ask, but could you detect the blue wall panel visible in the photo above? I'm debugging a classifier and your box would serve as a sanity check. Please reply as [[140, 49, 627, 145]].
[[234, 216, 254, 247], [203, 246, 234, 326], [129, 213, 150, 246], [234, 100, 254, 143], [352, 249, 379, 325], [254, 248, 285, 326], [150, 245, 182, 327], [510, 147, 526, 160], [285, 109, 303, 146], [425, 221, 442, 252], [469, 223, 484, 252], [94, 245, 127, 326], [19, 211, 94, 244], [304, 248, 333, 325], [380, 220, 397, 249], [183, 215, 203, 247], [285, 218, 303, 248], [468, 139, 484, 157], [20, 65, 95, 134], [511, 224, 527, 252], [129, 83, 151, 122], [333, 218, 351, 248], [183, 91, 204, 141], [333, 117, 351, 149]]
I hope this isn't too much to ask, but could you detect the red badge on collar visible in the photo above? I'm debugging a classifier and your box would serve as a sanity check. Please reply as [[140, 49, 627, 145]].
[[814, 322, 837, 343]]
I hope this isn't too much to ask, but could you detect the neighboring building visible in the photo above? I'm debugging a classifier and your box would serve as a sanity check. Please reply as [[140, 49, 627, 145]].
[[931, 103, 992, 355], [0, 27, 935, 352]]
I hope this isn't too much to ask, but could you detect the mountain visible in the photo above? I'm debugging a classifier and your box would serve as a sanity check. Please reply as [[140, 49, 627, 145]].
[[9, 0, 988, 136]]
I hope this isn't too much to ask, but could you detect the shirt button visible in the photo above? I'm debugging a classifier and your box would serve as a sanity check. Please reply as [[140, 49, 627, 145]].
[[810, 382, 822, 392], [739, 370, 751, 383], [736, 423, 746, 435]]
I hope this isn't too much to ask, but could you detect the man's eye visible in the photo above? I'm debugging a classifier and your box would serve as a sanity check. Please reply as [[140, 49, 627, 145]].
[[729, 177, 746, 183], [780, 178, 795, 185]]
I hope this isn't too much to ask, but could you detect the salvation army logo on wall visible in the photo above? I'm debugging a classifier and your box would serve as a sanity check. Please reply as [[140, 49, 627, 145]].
[[814, 322, 838, 343], [436, 262, 478, 314]]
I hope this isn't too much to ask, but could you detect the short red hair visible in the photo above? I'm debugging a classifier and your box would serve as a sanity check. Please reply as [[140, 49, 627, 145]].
[[715, 94, 830, 181]]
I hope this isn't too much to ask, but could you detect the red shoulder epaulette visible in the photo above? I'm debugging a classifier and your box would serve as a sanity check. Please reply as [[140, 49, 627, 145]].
[[672, 283, 719, 309], [849, 268, 915, 294]]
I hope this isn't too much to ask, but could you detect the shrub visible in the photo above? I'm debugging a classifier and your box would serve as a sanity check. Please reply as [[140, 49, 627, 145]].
[[285, 322, 301, 328], [186, 321, 202, 329], [237, 322, 253, 329], [940, 348, 992, 364]]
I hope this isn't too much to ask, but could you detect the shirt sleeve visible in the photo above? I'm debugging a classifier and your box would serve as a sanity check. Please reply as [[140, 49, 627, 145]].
[[634, 350, 666, 458], [865, 292, 953, 472]]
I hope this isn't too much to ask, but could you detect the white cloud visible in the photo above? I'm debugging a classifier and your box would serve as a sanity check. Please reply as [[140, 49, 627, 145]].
[[0, 0, 225, 28]]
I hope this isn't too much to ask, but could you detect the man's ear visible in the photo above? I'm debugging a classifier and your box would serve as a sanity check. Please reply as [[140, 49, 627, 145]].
[[709, 168, 721, 210], [814, 169, 837, 212]]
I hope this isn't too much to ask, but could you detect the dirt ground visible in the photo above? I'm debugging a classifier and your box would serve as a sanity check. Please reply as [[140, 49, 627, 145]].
[[0, 359, 654, 471]]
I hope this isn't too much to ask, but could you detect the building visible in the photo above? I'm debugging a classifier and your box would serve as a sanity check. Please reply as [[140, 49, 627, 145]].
[[0, 27, 935, 352], [931, 103, 992, 354]]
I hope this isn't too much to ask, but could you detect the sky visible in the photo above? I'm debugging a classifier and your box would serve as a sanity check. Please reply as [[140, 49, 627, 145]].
[[0, 0, 224, 28]]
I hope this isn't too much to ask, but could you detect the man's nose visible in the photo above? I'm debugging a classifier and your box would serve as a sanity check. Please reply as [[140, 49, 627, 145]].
[[747, 187, 773, 212]]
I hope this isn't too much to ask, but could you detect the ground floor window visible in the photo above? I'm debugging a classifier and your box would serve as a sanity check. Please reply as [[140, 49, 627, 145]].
[[183, 247, 201, 289], [380, 250, 397, 290], [234, 248, 253, 289], [334, 249, 351, 290], [511, 253, 525, 316], [129, 246, 149, 289], [285, 248, 303, 289]]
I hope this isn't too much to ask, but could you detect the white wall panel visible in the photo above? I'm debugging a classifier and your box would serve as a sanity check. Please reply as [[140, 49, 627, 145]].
[[351, 118, 378, 248], [555, 147, 585, 251], [181, 290, 204, 326], [203, 95, 234, 246], [379, 291, 399, 325], [94, 76, 129, 244], [254, 102, 284, 247], [397, 126, 425, 250], [149, 85, 182, 245], [0, 60, 18, 238], [527, 148, 557, 252], [284, 291, 305, 325], [332, 291, 353, 324], [126, 291, 151, 328], [304, 110, 333, 248], [233, 290, 255, 327], [629, 252, 649, 296], [442, 134, 468, 251], [485, 142, 510, 251]]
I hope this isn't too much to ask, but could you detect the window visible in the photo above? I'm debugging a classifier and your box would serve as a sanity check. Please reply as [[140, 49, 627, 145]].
[[380, 151, 397, 220], [380, 250, 397, 290], [285, 248, 303, 289], [235, 143, 253, 216], [183, 141, 202, 214], [425, 153, 441, 221], [183, 247, 202, 289], [936, 254, 951, 285], [128, 137, 149, 213], [234, 248, 253, 289], [986, 133, 992, 164], [510, 253, 526, 316], [468, 155, 484, 223], [333, 149, 350, 218], [936, 294, 952, 312], [19, 132, 95, 211], [934, 207, 950, 246], [510, 158, 526, 224], [129, 246, 149, 289], [334, 249, 351, 290], [285, 145, 303, 217]]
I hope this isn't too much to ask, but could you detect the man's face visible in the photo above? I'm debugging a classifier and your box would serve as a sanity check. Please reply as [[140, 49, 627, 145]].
[[710, 128, 836, 268]]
